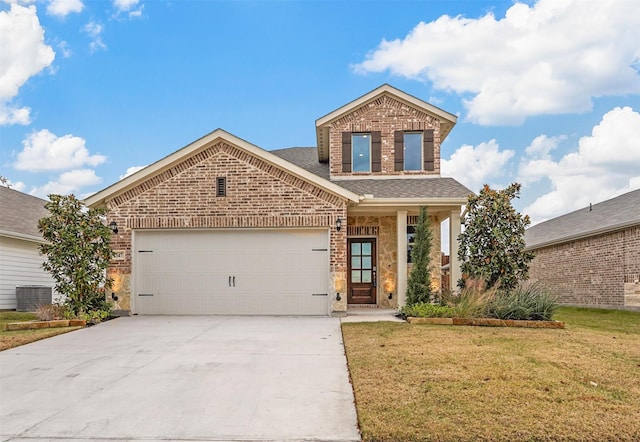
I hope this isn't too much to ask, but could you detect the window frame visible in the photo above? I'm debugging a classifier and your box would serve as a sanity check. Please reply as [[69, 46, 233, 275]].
[[351, 133, 372, 173], [403, 131, 423, 171]]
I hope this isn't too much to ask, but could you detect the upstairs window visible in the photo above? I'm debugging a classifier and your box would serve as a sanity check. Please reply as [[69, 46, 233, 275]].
[[342, 131, 382, 173], [352, 134, 371, 172], [395, 129, 435, 172], [403, 132, 422, 171]]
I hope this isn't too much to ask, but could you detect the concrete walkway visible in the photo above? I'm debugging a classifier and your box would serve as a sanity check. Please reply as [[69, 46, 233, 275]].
[[341, 308, 404, 323], [0, 316, 360, 442]]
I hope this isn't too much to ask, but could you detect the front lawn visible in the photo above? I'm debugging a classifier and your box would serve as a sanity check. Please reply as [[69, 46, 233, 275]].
[[0, 311, 82, 351], [342, 307, 640, 442]]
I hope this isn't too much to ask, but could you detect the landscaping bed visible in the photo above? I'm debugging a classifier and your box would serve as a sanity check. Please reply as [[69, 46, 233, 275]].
[[407, 316, 565, 328], [0, 311, 84, 351], [5, 319, 87, 330]]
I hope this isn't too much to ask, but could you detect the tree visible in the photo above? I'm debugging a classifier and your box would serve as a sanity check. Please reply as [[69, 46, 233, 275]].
[[457, 183, 534, 290], [406, 206, 435, 305], [38, 194, 114, 316]]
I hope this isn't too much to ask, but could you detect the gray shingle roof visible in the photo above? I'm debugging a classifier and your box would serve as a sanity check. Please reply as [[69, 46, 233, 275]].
[[270, 147, 473, 199], [0, 186, 48, 240], [525, 188, 640, 249]]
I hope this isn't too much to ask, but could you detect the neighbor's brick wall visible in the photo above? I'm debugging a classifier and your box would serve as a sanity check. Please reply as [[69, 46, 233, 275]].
[[528, 225, 640, 308], [106, 141, 348, 312], [329, 95, 442, 177]]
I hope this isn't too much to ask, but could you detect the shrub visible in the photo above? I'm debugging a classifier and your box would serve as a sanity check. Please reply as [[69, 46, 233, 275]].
[[450, 283, 497, 318], [35, 304, 64, 321], [38, 194, 114, 317], [488, 282, 559, 321], [401, 303, 455, 318], [457, 183, 534, 290], [406, 206, 435, 305]]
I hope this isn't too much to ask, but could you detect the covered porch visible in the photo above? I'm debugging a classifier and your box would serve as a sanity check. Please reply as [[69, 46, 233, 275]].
[[343, 201, 463, 311]]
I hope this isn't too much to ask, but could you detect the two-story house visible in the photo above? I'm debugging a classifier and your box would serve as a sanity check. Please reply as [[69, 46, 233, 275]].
[[85, 84, 473, 316]]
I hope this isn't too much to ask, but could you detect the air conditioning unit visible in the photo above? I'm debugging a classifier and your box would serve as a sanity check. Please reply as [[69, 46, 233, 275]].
[[16, 286, 53, 312]]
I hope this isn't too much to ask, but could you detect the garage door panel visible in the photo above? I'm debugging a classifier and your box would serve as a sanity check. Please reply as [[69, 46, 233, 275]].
[[134, 229, 329, 315]]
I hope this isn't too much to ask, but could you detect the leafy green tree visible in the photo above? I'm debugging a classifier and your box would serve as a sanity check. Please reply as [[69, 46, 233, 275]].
[[406, 206, 435, 305], [38, 194, 114, 316], [457, 183, 534, 290]]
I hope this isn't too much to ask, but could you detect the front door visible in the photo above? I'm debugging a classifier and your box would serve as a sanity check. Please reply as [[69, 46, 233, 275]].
[[348, 238, 376, 304]]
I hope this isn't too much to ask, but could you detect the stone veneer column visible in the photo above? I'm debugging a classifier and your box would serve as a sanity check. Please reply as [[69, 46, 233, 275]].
[[450, 208, 462, 291], [397, 210, 408, 307]]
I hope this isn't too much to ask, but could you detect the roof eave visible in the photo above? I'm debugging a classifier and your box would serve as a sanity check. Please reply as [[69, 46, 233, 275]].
[[84, 129, 360, 209], [0, 229, 45, 244], [526, 220, 640, 251], [353, 197, 468, 207], [315, 84, 458, 162]]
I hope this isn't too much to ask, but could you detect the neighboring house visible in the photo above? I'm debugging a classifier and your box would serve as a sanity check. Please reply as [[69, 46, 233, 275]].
[[525, 189, 640, 310], [0, 187, 55, 309], [85, 84, 473, 316]]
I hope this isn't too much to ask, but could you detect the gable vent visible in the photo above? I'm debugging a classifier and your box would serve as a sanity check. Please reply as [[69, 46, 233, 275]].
[[216, 177, 226, 197]]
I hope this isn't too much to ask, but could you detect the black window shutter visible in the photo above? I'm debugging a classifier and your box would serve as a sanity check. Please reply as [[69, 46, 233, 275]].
[[342, 132, 352, 172], [371, 131, 382, 172], [423, 129, 435, 171], [394, 131, 404, 171]]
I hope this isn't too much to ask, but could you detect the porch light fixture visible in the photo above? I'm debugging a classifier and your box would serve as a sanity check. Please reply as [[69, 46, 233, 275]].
[[336, 218, 342, 231], [108, 221, 118, 234]]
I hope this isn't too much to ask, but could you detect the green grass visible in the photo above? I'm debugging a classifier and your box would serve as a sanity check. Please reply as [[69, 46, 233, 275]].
[[555, 306, 640, 334], [0, 311, 38, 326], [342, 306, 640, 442], [0, 310, 81, 351]]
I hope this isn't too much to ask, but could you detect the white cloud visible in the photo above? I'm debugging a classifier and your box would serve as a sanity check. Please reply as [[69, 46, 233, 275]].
[[441, 139, 515, 192], [113, 0, 143, 18], [14, 129, 107, 171], [0, 3, 55, 125], [524, 134, 566, 160], [82, 21, 107, 52], [0, 103, 31, 125], [119, 165, 147, 179], [520, 107, 640, 223], [47, 0, 83, 17], [30, 169, 102, 198], [353, 0, 640, 125], [57, 41, 72, 58]]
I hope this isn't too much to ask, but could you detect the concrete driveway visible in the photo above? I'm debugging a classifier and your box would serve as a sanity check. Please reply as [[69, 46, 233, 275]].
[[0, 316, 360, 441]]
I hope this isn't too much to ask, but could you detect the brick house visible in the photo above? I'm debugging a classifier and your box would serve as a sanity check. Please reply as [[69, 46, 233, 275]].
[[525, 189, 640, 310], [85, 84, 472, 316]]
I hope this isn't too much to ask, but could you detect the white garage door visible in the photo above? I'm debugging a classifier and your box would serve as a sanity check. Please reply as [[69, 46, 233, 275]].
[[133, 229, 329, 315]]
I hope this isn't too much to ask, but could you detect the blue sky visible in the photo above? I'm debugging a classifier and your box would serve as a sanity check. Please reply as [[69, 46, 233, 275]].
[[1, 0, 640, 226]]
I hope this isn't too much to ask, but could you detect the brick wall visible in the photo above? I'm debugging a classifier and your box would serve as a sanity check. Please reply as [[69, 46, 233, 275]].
[[106, 141, 348, 312], [528, 225, 640, 308], [329, 95, 441, 177]]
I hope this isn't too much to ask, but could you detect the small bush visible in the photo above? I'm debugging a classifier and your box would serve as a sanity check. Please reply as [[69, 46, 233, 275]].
[[451, 284, 497, 318], [488, 282, 559, 321], [401, 303, 455, 318], [35, 304, 65, 321]]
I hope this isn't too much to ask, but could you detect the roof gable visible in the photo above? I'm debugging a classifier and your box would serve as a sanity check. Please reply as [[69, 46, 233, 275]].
[[84, 129, 359, 208], [525, 188, 640, 249], [0, 186, 48, 241], [315, 84, 457, 162]]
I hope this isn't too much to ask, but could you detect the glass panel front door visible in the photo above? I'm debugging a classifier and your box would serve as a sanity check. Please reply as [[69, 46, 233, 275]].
[[347, 238, 376, 304]]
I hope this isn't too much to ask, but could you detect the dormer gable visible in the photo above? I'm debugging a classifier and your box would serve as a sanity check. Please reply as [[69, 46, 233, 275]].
[[315, 84, 457, 178]]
